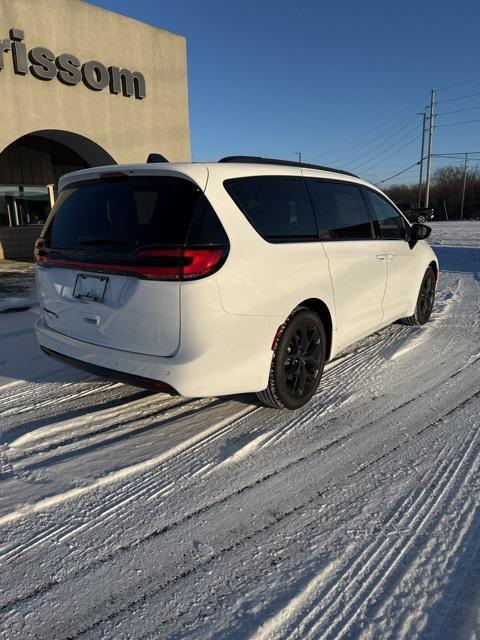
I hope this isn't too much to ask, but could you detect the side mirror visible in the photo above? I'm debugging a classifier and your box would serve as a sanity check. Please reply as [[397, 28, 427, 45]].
[[408, 223, 431, 247]]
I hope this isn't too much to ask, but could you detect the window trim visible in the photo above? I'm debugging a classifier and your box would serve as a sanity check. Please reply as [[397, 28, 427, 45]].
[[306, 177, 376, 241], [223, 175, 320, 244], [362, 187, 411, 241]]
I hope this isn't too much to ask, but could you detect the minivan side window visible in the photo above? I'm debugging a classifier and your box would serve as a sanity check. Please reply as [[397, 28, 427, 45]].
[[224, 176, 318, 242], [365, 189, 406, 240], [307, 180, 373, 240]]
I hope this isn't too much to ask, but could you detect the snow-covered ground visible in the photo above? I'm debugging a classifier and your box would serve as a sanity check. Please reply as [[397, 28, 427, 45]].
[[0, 261, 36, 313], [0, 221, 479, 639]]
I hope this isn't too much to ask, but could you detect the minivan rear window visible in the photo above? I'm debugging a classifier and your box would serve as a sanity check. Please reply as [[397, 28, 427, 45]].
[[45, 176, 226, 252], [224, 176, 318, 242]]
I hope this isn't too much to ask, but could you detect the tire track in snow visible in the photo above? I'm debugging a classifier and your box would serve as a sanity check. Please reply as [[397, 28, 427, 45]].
[[8, 395, 205, 465], [2, 345, 477, 571], [0, 401, 258, 527], [378, 479, 480, 638], [0, 318, 472, 595], [3, 385, 478, 624], [0, 379, 123, 418], [61, 393, 480, 639], [291, 424, 480, 639]]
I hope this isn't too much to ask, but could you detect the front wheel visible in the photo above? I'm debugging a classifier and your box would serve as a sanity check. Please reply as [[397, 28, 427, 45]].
[[400, 266, 436, 326], [257, 308, 326, 410]]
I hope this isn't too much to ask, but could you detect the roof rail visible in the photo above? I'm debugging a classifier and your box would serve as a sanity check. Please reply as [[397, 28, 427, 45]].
[[218, 155, 358, 178]]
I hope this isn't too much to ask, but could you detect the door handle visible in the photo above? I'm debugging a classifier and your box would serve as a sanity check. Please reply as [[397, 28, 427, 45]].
[[376, 253, 397, 261]]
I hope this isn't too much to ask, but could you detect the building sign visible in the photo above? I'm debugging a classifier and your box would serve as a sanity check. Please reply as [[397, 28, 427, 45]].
[[0, 28, 146, 99]]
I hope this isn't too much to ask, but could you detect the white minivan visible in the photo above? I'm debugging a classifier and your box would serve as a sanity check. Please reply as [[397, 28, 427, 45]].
[[34, 156, 438, 409]]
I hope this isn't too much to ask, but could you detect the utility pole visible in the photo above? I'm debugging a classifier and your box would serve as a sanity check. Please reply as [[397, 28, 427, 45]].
[[417, 111, 427, 207], [295, 152, 302, 164], [425, 89, 435, 207], [460, 153, 468, 219]]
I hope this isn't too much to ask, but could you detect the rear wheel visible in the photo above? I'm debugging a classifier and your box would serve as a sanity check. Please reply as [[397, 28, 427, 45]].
[[400, 266, 436, 326], [257, 308, 326, 410]]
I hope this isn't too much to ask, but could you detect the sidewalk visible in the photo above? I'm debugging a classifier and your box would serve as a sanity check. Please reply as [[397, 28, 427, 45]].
[[0, 260, 37, 312]]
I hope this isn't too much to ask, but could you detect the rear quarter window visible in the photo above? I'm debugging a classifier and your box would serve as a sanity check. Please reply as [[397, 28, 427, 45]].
[[224, 176, 318, 242]]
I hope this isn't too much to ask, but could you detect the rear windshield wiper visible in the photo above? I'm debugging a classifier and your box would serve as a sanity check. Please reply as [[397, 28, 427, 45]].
[[78, 237, 138, 245]]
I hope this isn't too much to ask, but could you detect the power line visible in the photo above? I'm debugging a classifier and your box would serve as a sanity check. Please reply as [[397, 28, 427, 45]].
[[374, 150, 480, 185], [436, 104, 480, 116], [319, 99, 425, 160], [436, 91, 480, 104], [431, 150, 480, 155], [309, 97, 427, 163], [436, 118, 480, 127], [353, 130, 422, 173], [374, 160, 421, 184], [436, 76, 480, 92], [339, 117, 420, 167], [347, 124, 421, 171]]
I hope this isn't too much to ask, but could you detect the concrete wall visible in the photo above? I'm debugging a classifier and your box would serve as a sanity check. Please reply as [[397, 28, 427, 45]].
[[0, 225, 41, 260], [0, 0, 190, 164]]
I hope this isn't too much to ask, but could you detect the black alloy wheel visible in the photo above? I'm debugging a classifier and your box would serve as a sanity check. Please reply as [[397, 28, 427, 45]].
[[418, 268, 436, 323], [257, 308, 326, 410], [284, 321, 322, 400], [400, 266, 436, 326]]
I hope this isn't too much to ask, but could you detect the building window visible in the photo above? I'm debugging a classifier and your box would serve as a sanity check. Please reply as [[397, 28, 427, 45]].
[[0, 185, 51, 227]]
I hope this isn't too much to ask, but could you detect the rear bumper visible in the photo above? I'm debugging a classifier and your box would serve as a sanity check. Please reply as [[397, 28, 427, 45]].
[[40, 346, 178, 394], [35, 311, 278, 397]]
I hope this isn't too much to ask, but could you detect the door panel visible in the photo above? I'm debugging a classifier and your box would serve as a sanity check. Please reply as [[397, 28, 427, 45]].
[[381, 240, 421, 320], [363, 188, 419, 321], [322, 241, 387, 347], [305, 176, 388, 348]]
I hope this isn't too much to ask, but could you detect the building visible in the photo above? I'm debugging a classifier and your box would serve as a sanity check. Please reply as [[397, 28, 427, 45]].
[[0, 0, 190, 259]]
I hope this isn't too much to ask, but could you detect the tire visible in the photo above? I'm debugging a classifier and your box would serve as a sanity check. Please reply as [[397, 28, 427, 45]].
[[257, 308, 326, 410], [400, 266, 436, 326], [417, 215, 426, 223]]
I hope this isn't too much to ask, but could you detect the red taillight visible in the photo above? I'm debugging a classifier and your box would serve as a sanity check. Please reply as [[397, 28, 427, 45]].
[[34, 238, 48, 263], [37, 245, 227, 281], [137, 247, 225, 280], [135, 248, 183, 279]]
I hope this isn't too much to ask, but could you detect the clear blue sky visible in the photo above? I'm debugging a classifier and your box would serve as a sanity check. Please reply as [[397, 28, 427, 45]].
[[91, 0, 480, 184]]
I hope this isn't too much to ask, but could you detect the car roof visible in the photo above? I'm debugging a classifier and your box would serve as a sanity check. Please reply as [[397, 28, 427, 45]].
[[59, 161, 373, 190], [57, 161, 408, 221]]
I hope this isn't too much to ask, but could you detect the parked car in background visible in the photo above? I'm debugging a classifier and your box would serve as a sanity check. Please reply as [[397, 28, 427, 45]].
[[34, 156, 438, 410], [400, 206, 435, 224]]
